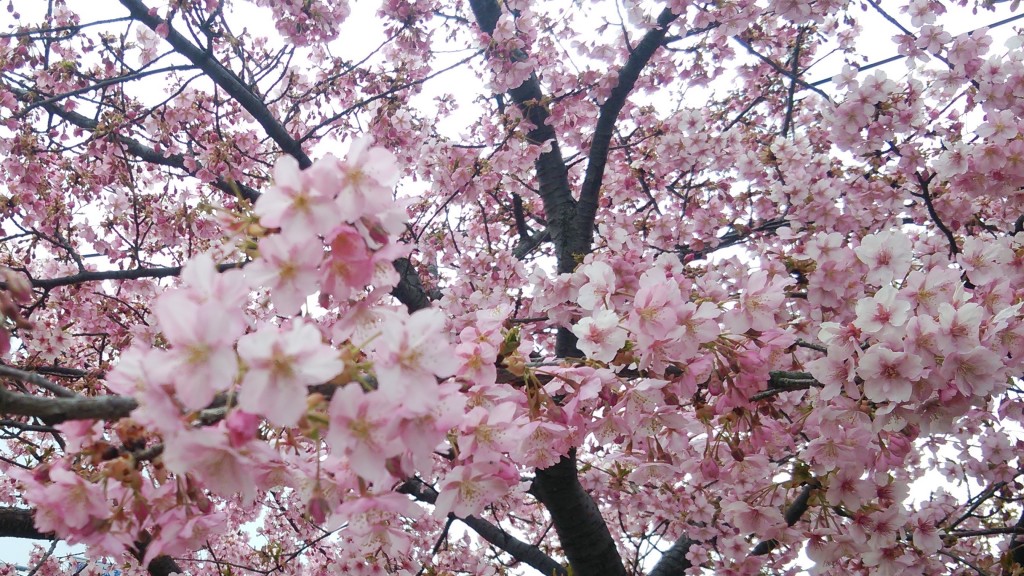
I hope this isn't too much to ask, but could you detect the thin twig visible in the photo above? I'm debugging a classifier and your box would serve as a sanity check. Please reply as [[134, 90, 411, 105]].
[[25, 540, 58, 576], [0, 365, 77, 398]]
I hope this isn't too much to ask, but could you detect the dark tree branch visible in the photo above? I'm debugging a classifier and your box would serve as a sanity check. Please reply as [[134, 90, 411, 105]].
[[913, 171, 958, 257], [391, 258, 439, 313], [948, 527, 1024, 538], [863, 0, 980, 90], [795, 339, 827, 353], [467, 0, 578, 277], [114, 2, 437, 311], [456, 6, 640, 556], [0, 16, 132, 40], [9, 91, 435, 312], [131, 532, 187, 576], [647, 535, 695, 576], [724, 95, 767, 132], [22, 252, 437, 319], [1008, 509, 1024, 569], [25, 541, 58, 576], [16, 65, 195, 117], [751, 482, 818, 556], [17, 366, 93, 379], [646, 479, 820, 572], [397, 476, 440, 503], [0, 365, 77, 398], [511, 192, 532, 241], [750, 370, 823, 401], [26, 262, 242, 290], [946, 480, 1009, 530], [0, 384, 137, 423], [141, 554, 185, 576], [529, 450, 628, 576], [298, 49, 484, 146], [0, 508, 54, 540], [0, 419, 60, 433], [8, 86, 262, 204], [461, 515, 568, 576], [731, 34, 833, 103], [779, 28, 805, 138], [576, 8, 679, 251], [466, 0, 581, 358], [0, 508, 183, 576], [118, 0, 312, 169], [676, 217, 790, 261], [512, 228, 550, 260], [397, 477, 567, 576]]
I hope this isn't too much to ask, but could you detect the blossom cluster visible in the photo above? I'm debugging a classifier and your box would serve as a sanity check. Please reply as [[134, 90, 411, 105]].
[[5, 0, 1024, 573], [13, 139, 518, 562]]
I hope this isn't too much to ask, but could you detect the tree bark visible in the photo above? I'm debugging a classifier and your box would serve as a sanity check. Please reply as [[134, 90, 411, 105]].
[[529, 451, 628, 576], [0, 385, 137, 423], [397, 477, 567, 576], [647, 536, 695, 576], [0, 507, 184, 576]]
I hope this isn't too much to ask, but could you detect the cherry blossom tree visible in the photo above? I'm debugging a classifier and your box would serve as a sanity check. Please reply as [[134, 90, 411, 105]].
[[0, 0, 1023, 574]]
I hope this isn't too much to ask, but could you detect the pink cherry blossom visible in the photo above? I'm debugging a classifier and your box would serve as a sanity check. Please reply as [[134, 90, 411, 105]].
[[628, 272, 684, 341], [327, 385, 403, 485], [334, 137, 402, 222], [957, 236, 1013, 285], [577, 261, 616, 310], [328, 492, 424, 557], [854, 230, 912, 286], [853, 286, 912, 338], [245, 232, 323, 314], [434, 461, 518, 518], [457, 402, 524, 462], [825, 467, 874, 510], [373, 308, 458, 412], [935, 301, 983, 351], [15, 463, 111, 536], [722, 500, 786, 540], [154, 290, 244, 409], [256, 155, 344, 238], [857, 345, 924, 403], [454, 339, 498, 387], [806, 350, 858, 400], [237, 320, 345, 426], [909, 511, 943, 554], [179, 252, 250, 308], [6, 1, 1024, 574], [319, 224, 376, 301], [162, 429, 259, 503], [939, 345, 1003, 397], [142, 509, 227, 565], [726, 270, 793, 334], [901, 268, 960, 316], [572, 309, 628, 362]]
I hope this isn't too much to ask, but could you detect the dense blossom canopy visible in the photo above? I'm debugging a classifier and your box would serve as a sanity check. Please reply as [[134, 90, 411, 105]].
[[0, 0, 1023, 575]]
